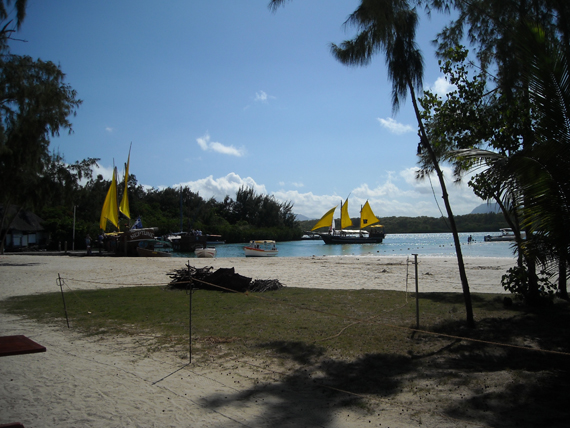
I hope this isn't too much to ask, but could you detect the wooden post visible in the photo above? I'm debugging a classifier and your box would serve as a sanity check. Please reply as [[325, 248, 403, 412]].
[[413, 254, 419, 330], [188, 262, 193, 364], [58, 274, 70, 328]]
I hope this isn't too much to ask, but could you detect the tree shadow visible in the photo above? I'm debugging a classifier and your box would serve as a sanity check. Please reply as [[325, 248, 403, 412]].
[[200, 303, 570, 427], [259, 340, 325, 365], [419, 306, 570, 427], [0, 261, 42, 267], [201, 348, 413, 428], [419, 292, 523, 313], [442, 368, 570, 428]]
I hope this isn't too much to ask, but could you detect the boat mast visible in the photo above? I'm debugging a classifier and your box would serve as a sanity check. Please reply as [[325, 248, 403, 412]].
[[179, 188, 183, 232]]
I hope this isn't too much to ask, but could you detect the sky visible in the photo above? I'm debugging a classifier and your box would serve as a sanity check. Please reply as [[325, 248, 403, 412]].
[[8, 0, 487, 220]]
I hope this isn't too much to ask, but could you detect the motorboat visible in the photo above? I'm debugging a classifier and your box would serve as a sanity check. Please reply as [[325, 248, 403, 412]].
[[484, 228, 524, 242], [244, 240, 278, 257]]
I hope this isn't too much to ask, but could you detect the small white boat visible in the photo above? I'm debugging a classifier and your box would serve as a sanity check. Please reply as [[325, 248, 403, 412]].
[[484, 228, 525, 242], [195, 247, 217, 258], [244, 240, 278, 257]]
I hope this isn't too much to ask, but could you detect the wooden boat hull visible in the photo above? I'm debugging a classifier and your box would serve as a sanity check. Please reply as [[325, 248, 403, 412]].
[[244, 247, 278, 257], [244, 240, 278, 257], [484, 235, 515, 242], [320, 233, 384, 244], [136, 247, 173, 257]]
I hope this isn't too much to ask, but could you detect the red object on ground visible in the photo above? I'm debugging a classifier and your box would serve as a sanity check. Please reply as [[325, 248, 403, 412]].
[[0, 335, 46, 357]]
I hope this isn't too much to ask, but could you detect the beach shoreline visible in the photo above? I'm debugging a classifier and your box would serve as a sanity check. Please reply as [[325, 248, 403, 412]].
[[0, 253, 515, 300]]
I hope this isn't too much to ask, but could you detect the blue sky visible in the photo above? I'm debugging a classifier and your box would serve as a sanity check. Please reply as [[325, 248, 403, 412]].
[[9, 0, 485, 219]]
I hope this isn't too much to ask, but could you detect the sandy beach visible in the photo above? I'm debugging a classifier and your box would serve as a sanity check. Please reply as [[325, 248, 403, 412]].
[[0, 254, 516, 427]]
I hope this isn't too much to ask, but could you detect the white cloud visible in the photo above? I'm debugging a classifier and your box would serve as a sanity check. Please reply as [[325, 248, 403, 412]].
[[272, 167, 484, 220], [174, 173, 266, 201], [377, 117, 414, 135], [398, 166, 484, 214], [92, 163, 114, 181], [139, 169, 484, 221], [196, 133, 245, 157], [254, 90, 275, 102], [271, 190, 344, 220], [278, 181, 305, 189], [105, 127, 114, 133], [429, 76, 457, 98]]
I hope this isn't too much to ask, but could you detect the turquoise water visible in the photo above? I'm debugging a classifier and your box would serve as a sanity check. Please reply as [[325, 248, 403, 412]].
[[173, 232, 517, 259]]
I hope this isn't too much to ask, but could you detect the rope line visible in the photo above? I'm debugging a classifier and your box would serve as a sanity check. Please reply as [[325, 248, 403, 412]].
[[56, 269, 570, 358], [62, 275, 505, 289], [184, 276, 570, 358]]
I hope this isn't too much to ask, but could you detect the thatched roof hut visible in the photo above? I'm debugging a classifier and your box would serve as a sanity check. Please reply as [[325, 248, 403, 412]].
[[0, 205, 48, 251]]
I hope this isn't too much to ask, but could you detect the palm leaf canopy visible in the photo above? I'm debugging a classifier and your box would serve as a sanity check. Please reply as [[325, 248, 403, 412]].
[[330, 0, 423, 112]]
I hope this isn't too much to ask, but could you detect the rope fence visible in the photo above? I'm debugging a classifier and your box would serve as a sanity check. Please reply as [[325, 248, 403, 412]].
[[55, 258, 570, 358]]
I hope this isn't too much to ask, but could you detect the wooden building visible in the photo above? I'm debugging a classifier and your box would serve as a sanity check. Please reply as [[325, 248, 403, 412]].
[[0, 206, 49, 251]]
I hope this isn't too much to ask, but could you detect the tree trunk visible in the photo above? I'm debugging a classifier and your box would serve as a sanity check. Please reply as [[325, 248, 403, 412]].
[[493, 192, 525, 269], [409, 84, 475, 328], [558, 249, 569, 300]]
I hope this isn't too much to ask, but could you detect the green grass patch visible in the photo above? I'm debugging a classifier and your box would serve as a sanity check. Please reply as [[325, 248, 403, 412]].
[[0, 286, 532, 360]]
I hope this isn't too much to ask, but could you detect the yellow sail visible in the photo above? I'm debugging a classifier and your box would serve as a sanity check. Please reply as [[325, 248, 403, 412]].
[[119, 150, 131, 219], [359, 200, 380, 229], [311, 206, 337, 231], [99, 167, 119, 231], [340, 199, 353, 229]]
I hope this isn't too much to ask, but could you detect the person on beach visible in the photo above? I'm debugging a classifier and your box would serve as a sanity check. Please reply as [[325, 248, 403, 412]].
[[98, 233, 104, 254], [85, 234, 92, 255]]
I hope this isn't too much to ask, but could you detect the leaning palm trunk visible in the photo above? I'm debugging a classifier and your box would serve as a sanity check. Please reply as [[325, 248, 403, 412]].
[[409, 84, 475, 328], [559, 248, 568, 299]]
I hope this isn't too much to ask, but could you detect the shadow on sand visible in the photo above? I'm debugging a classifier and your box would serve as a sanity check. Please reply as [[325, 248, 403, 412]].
[[201, 303, 570, 427]]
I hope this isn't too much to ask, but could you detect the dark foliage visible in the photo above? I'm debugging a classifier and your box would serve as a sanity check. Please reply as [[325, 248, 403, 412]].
[[35, 176, 303, 248]]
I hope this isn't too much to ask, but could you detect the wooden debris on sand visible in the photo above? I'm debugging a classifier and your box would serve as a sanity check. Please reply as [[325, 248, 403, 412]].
[[167, 263, 284, 293]]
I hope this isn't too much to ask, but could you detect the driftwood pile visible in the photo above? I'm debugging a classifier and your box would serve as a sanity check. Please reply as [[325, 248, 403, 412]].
[[167, 263, 284, 293]]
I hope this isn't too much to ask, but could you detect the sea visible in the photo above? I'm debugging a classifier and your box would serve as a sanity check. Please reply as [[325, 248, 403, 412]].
[[173, 231, 517, 259]]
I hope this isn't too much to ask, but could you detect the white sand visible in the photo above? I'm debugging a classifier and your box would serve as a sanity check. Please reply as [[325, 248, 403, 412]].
[[0, 254, 516, 427]]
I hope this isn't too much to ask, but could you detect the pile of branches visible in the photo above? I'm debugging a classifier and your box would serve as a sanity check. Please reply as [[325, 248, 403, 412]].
[[167, 262, 284, 293]]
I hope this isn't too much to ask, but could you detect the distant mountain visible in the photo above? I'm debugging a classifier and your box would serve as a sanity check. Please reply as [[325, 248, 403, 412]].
[[471, 203, 501, 214], [295, 214, 310, 221]]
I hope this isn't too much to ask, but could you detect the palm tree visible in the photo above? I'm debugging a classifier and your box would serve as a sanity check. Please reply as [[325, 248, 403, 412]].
[[444, 28, 570, 301], [516, 29, 570, 299], [270, 0, 476, 326], [0, 0, 28, 52]]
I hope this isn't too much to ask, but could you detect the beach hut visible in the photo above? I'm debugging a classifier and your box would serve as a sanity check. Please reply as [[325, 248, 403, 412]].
[[0, 205, 48, 251]]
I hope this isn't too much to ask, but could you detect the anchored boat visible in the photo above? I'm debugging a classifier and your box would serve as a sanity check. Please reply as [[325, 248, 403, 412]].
[[312, 199, 385, 244], [244, 240, 278, 257], [484, 228, 525, 242], [136, 239, 173, 257]]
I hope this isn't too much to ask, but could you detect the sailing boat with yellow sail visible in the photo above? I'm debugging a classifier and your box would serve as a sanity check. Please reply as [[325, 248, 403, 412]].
[[311, 199, 385, 244], [99, 147, 131, 231], [99, 147, 169, 256]]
